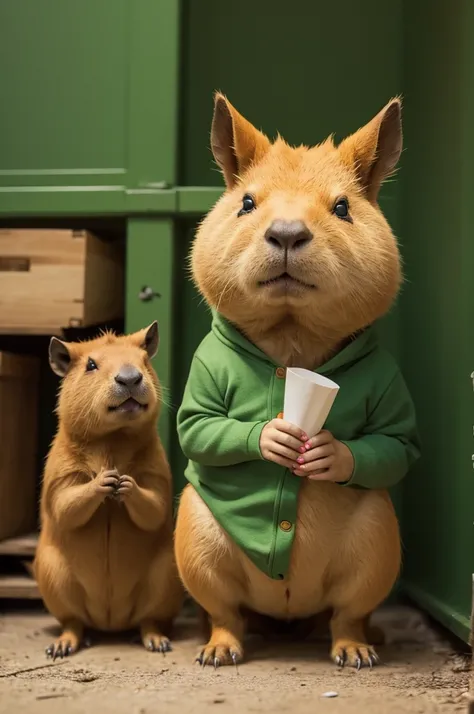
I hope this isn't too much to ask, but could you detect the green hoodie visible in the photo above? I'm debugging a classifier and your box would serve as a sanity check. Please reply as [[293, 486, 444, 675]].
[[177, 312, 420, 580]]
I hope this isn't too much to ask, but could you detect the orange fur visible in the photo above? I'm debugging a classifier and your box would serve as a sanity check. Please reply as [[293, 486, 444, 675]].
[[35, 325, 183, 658], [175, 94, 403, 668]]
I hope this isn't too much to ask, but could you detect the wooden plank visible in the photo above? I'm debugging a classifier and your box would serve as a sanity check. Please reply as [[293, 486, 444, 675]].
[[0, 532, 38, 556], [0, 326, 62, 336], [0, 575, 40, 599]]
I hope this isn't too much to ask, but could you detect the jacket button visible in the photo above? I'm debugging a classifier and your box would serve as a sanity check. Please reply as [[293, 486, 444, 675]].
[[279, 520, 292, 532], [276, 367, 286, 378]]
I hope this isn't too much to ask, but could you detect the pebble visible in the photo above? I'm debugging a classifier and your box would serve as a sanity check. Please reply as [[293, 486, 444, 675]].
[[322, 691, 338, 698]]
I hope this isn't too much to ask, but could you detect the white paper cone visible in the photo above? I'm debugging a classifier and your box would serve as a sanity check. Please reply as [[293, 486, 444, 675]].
[[283, 368, 339, 437]]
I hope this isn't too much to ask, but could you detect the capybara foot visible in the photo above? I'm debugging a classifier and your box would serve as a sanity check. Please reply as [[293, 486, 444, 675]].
[[331, 639, 380, 669], [46, 621, 83, 661], [145, 635, 172, 654], [140, 621, 172, 654], [196, 633, 243, 668]]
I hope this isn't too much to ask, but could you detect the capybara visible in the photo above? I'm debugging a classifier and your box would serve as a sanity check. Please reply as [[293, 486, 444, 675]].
[[175, 94, 419, 669], [35, 323, 183, 659]]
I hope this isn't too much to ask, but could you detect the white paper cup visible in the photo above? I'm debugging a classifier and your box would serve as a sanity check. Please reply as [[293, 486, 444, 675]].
[[283, 368, 339, 437]]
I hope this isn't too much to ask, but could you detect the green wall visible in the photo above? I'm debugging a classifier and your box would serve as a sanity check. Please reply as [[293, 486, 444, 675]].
[[399, 0, 474, 641]]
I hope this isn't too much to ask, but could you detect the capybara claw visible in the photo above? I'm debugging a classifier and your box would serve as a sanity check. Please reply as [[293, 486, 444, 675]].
[[53, 644, 63, 661], [146, 636, 172, 654], [368, 653, 380, 668], [196, 643, 243, 668], [332, 641, 380, 669]]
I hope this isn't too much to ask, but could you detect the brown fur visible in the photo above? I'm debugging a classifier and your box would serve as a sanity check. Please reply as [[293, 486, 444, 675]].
[[35, 324, 183, 657], [175, 94, 403, 668]]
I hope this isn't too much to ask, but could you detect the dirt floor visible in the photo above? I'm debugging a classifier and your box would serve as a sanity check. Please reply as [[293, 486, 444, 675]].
[[0, 605, 471, 714]]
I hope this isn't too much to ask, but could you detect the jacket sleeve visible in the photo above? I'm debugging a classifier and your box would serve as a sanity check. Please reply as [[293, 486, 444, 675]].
[[177, 356, 266, 467], [341, 369, 420, 489]]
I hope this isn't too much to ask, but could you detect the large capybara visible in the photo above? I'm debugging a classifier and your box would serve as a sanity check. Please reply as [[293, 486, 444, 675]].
[[175, 94, 419, 669]]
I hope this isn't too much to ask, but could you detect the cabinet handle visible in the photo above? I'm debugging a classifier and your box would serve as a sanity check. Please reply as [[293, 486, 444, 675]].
[[138, 286, 161, 302]]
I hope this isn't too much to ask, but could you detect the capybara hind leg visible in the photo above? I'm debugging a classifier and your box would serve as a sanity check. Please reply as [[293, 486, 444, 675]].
[[140, 619, 172, 654], [197, 611, 245, 668], [184, 575, 246, 666], [328, 494, 400, 668], [46, 621, 84, 661], [35, 545, 87, 657], [184, 578, 245, 666], [133, 548, 183, 653], [175, 487, 247, 666], [330, 613, 379, 669]]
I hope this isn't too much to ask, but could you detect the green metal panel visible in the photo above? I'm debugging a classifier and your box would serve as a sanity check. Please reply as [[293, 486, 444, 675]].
[[0, 0, 180, 214], [180, 0, 402, 186], [399, 0, 474, 642]]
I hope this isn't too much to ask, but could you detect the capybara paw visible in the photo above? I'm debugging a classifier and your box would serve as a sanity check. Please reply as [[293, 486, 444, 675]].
[[96, 467, 120, 497], [145, 635, 172, 654], [45, 635, 80, 661], [196, 640, 243, 668], [331, 640, 380, 670]]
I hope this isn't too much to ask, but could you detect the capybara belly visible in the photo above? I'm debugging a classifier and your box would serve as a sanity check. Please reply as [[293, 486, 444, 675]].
[[181, 482, 400, 620], [63, 509, 156, 631]]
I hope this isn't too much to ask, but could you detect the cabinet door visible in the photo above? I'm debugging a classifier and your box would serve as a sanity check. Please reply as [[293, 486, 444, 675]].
[[0, 0, 179, 216]]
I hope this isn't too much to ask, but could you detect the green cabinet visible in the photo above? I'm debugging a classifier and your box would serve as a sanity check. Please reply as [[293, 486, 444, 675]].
[[0, 0, 472, 642], [0, 0, 180, 214]]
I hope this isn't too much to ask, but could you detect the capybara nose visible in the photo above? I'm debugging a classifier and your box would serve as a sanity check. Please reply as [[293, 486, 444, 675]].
[[114, 365, 143, 387], [264, 220, 313, 251]]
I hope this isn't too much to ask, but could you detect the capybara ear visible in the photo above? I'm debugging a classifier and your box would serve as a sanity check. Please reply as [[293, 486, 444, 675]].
[[136, 321, 159, 359], [338, 98, 402, 202], [49, 337, 72, 377], [211, 92, 271, 188]]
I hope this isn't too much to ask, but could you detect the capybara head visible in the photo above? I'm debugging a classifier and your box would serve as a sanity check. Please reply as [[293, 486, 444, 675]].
[[49, 323, 160, 437], [192, 94, 403, 347]]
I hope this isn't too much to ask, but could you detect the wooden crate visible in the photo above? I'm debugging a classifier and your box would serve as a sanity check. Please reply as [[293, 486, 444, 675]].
[[0, 352, 39, 542], [0, 532, 40, 599], [0, 229, 124, 334]]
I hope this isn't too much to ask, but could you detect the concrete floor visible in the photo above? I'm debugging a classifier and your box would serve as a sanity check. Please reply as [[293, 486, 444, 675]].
[[0, 605, 471, 714]]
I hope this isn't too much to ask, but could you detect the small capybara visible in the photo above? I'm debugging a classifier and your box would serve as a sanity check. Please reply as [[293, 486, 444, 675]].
[[174, 94, 420, 669], [35, 323, 183, 659]]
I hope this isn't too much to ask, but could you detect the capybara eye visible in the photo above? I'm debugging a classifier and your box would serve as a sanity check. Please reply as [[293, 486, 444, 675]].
[[238, 194, 256, 217], [85, 357, 98, 372], [333, 198, 351, 221]]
